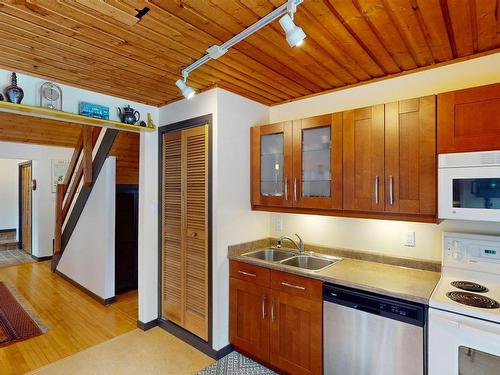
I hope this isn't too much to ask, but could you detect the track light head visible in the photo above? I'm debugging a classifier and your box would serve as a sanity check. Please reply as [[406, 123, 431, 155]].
[[279, 13, 306, 47], [176, 79, 195, 99]]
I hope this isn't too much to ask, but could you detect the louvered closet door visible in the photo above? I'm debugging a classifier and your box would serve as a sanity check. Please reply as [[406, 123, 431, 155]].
[[162, 124, 209, 342], [183, 125, 208, 341], [162, 131, 183, 325]]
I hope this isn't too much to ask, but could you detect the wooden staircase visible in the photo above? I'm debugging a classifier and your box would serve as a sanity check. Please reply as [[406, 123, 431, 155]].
[[52, 126, 118, 271]]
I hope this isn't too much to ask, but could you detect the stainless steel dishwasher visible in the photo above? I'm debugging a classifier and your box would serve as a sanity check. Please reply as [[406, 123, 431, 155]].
[[324, 283, 426, 375]]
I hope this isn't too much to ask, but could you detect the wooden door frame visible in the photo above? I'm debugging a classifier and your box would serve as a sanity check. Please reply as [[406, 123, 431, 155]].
[[157, 114, 215, 356], [18, 161, 32, 251]]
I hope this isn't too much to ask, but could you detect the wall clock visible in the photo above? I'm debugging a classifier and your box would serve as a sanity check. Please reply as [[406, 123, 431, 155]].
[[40, 82, 62, 110]]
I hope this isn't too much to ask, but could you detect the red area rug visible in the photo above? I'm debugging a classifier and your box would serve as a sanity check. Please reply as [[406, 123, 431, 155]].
[[0, 282, 43, 347]]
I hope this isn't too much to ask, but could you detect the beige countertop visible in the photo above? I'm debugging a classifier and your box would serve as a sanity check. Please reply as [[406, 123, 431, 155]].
[[229, 253, 440, 304]]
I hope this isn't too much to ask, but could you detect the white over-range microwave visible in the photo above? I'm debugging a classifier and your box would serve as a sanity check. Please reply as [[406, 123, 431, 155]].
[[439, 151, 500, 221]]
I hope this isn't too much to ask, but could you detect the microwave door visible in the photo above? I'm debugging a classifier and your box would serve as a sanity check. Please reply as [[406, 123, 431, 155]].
[[439, 166, 500, 221]]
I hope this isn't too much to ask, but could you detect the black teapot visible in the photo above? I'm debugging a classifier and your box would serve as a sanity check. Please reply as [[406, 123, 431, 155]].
[[118, 105, 140, 125]]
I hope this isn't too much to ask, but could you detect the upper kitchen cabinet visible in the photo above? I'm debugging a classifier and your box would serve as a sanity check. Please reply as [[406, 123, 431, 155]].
[[292, 114, 342, 209], [438, 83, 500, 153], [343, 105, 385, 212], [385, 97, 436, 216], [251, 122, 293, 207]]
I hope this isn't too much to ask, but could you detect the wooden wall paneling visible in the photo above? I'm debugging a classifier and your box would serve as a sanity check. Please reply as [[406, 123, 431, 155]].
[[109, 132, 140, 185], [385, 96, 436, 215], [437, 82, 500, 153], [183, 124, 209, 341], [162, 131, 183, 326], [292, 114, 342, 209], [343, 105, 385, 211]]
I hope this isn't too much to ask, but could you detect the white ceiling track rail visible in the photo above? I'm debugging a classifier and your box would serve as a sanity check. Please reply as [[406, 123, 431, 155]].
[[175, 0, 306, 99]]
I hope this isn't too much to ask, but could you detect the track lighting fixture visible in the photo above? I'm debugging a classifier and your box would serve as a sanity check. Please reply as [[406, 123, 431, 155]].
[[279, 14, 306, 47], [175, 0, 306, 99], [176, 79, 195, 100]]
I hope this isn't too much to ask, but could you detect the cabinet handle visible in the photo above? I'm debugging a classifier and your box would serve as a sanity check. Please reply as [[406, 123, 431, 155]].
[[389, 175, 394, 205], [271, 298, 275, 321], [284, 178, 288, 201], [281, 281, 305, 290], [262, 295, 266, 319], [294, 178, 298, 201], [238, 270, 256, 277], [374, 176, 379, 205]]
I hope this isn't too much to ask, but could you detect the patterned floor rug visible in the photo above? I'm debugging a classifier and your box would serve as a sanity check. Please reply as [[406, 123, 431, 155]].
[[0, 249, 35, 268], [197, 351, 277, 375], [0, 282, 48, 347]]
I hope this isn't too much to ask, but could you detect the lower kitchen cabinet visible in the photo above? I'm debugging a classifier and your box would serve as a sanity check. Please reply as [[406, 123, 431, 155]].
[[229, 260, 322, 375], [229, 277, 270, 362]]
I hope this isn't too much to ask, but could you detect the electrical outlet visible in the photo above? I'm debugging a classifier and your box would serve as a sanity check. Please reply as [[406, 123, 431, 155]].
[[274, 216, 283, 232], [404, 231, 416, 247]]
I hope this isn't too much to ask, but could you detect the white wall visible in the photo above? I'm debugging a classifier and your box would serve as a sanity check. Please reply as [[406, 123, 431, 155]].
[[0, 159, 25, 232], [157, 88, 270, 350], [0, 69, 157, 123], [269, 53, 500, 261], [57, 157, 116, 299], [0, 142, 73, 256]]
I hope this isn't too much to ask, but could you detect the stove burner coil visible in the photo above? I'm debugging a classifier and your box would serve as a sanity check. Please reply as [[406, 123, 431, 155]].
[[451, 281, 489, 293], [446, 291, 499, 309]]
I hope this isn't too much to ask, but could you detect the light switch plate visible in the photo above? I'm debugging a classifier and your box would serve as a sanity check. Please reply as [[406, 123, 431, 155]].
[[404, 231, 416, 247]]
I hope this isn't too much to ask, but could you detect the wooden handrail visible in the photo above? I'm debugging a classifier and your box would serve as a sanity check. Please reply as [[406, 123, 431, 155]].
[[54, 126, 99, 257]]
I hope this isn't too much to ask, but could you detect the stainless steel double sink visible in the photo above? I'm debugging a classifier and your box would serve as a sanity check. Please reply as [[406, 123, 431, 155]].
[[242, 247, 341, 272]]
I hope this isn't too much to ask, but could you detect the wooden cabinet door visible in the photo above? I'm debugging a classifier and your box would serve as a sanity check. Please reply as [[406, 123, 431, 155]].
[[270, 290, 322, 375], [292, 113, 342, 209], [385, 96, 436, 215], [343, 105, 385, 211], [230, 278, 270, 363], [251, 122, 293, 207], [438, 82, 500, 153]]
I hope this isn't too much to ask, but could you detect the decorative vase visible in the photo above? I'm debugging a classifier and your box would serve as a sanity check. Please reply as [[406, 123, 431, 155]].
[[5, 72, 24, 104]]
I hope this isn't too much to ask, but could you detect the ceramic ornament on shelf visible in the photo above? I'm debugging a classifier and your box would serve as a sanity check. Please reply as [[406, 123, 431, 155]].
[[40, 82, 62, 110], [4, 72, 24, 104]]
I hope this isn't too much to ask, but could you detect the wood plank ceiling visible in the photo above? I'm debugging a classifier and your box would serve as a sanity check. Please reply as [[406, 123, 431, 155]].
[[0, 0, 498, 106]]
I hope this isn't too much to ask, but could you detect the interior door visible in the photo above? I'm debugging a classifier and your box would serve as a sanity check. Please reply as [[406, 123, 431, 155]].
[[385, 96, 436, 215], [343, 105, 385, 211], [161, 123, 209, 342], [251, 122, 293, 207], [115, 185, 138, 294], [292, 113, 342, 209], [19, 162, 32, 253]]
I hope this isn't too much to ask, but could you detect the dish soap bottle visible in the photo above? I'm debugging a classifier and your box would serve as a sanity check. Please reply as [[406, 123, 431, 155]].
[[5, 72, 24, 104]]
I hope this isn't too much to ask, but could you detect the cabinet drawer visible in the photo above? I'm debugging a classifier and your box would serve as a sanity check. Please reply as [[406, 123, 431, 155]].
[[271, 271, 322, 300], [230, 260, 270, 287]]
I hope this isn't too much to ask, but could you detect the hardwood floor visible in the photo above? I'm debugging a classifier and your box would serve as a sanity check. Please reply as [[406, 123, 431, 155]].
[[0, 261, 137, 375]]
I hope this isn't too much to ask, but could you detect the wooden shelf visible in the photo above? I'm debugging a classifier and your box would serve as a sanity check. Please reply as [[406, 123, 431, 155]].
[[0, 101, 156, 133]]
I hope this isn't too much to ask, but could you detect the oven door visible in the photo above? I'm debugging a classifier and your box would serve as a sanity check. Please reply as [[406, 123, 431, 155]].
[[438, 165, 500, 221], [429, 308, 500, 375]]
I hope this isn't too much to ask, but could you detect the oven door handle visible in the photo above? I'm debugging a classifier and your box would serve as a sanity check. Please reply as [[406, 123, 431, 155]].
[[460, 321, 500, 337], [438, 316, 500, 337]]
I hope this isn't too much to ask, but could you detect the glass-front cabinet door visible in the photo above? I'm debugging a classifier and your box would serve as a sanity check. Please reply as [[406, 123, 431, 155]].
[[292, 114, 343, 209], [251, 121, 293, 207]]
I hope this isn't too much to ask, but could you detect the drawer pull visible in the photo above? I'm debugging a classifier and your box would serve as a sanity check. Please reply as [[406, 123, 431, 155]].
[[238, 270, 256, 277], [281, 281, 305, 290], [262, 295, 266, 320], [271, 298, 275, 321]]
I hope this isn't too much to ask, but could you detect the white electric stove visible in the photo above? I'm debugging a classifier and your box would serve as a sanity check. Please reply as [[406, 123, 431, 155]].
[[428, 232, 500, 375]]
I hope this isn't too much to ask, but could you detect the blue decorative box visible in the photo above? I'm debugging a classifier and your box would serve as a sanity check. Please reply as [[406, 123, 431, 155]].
[[79, 102, 109, 120]]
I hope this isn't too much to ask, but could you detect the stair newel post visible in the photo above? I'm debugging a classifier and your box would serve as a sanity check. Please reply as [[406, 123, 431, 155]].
[[83, 127, 93, 187]]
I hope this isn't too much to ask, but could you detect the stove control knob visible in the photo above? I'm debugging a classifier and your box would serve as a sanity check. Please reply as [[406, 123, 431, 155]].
[[452, 250, 463, 260]]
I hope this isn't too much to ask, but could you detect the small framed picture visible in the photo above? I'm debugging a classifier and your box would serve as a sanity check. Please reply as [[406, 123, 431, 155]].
[[52, 159, 70, 193]]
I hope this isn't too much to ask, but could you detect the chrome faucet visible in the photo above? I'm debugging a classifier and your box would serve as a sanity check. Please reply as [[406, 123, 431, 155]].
[[276, 233, 304, 253]]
